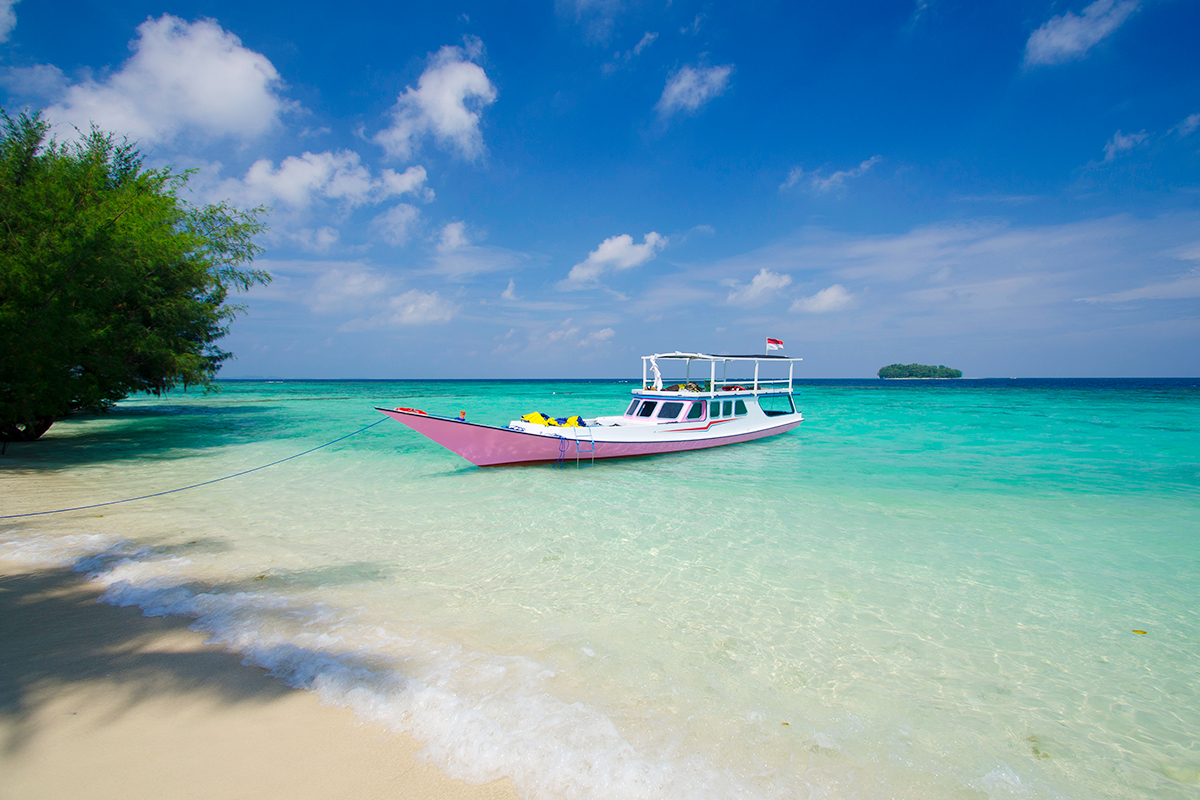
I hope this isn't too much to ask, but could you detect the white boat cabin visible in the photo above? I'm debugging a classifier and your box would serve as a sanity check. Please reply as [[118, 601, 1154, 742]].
[[592, 352, 801, 427]]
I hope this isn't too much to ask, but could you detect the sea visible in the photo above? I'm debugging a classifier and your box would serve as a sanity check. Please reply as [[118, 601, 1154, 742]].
[[2, 377, 1198, 800]]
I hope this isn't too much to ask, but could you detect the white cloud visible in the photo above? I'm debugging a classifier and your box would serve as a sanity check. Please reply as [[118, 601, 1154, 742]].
[[282, 226, 340, 253], [1080, 246, 1200, 302], [1024, 0, 1140, 67], [0, 64, 67, 99], [1172, 113, 1199, 138], [545, 319, 581, 343], [45, 15, 286, 144], [226, 152, 429, 210], [0, 0, 17, 43], [580, 327, 616, 346], [790, 284, 855, 313], [1103, 129, 1148, 161], [371, 204, 421, 246], [363, 290, 457, 326], [438, 221, 470, 252], [429, 223, 527, 280], [725, 268, 793, 306], [656, 65, 733, 117], [603, 31, 659, 73], [559, 0, 622, 45], [561, 232, 667, 288], [782, 156, 882, 193], [374, 38, 498, 161], [501, 278, 519, 300], [306, 267, 389, 313], [632, 32, 658, 56]]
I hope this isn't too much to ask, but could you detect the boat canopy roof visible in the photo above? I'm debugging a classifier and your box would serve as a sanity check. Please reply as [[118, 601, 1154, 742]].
[[646, 351, 803, 362], [639, 351, 801, 396]]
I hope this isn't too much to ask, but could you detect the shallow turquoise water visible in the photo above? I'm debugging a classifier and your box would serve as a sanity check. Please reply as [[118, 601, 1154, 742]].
[[2, 378, 1198, 799]]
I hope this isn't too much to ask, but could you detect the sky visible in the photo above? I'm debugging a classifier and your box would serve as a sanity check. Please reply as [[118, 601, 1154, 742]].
[[2, 0, 1198, 378]]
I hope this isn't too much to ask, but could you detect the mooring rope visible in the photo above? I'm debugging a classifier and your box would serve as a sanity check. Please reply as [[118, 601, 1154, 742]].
[[0, 418, 387, 520]]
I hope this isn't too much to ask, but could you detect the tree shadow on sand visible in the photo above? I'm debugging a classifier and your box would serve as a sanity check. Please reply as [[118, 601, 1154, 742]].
[[0, 558, 406, 757]]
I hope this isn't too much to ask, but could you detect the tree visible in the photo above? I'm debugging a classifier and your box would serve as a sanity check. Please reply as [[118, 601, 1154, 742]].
[[0, 110, 270, 444], [877, 363, 963, 379]]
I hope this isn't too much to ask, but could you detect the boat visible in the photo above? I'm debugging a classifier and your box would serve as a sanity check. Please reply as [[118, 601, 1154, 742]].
[[375, 352, 804, 466]]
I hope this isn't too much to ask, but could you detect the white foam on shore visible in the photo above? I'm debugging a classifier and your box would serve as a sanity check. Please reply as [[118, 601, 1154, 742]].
[[0, 532, 762, 800]]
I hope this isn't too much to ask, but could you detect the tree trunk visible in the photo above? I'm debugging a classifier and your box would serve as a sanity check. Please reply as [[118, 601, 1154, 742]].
[[0, 416, 55, 445]]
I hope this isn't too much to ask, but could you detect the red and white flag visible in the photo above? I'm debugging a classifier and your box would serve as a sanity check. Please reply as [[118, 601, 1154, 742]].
[[766, 338, 784, 351]]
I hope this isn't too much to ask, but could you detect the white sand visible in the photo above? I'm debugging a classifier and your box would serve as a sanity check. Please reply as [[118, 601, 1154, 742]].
[[0, 559, 521, 800]]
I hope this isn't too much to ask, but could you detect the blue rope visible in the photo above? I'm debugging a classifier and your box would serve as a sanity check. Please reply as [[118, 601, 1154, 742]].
[[1, 418, 387, 520]]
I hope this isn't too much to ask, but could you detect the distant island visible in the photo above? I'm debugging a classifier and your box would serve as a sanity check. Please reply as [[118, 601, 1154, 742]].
[[878, 363, 963, 379]]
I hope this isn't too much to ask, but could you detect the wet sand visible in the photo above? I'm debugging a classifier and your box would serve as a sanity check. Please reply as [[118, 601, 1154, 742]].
[[0, 559, 521, 800]]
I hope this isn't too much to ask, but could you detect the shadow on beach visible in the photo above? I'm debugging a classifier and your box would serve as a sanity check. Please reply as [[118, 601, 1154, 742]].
[[0, 565, 296, 756], [1, 403, 287, 470]]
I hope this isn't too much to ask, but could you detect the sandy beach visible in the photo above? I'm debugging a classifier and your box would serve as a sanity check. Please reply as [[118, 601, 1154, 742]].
[[0, 558, 520, 800]]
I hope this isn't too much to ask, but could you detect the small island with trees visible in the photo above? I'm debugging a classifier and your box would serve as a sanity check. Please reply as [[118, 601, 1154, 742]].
[[878, 363, 963, 379]]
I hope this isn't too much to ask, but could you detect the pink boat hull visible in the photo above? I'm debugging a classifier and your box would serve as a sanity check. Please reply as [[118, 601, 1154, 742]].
[[375, 408, 802, 467]]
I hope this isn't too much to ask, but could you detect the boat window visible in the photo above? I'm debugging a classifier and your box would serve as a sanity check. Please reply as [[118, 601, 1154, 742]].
[[658, 401, 684, 419], [710, 401, 721, 418], [759, 394, 795, 417], [626, 399, 640, 415], [735, 400, 748, 416], [722, 400, 733, 417], [686, 402, 704, 420], [637, 401, 658, 417]]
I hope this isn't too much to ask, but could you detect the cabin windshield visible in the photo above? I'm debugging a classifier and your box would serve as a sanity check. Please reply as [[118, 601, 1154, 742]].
[[759, 394, 796, 417], [658, 401, 684, 419]]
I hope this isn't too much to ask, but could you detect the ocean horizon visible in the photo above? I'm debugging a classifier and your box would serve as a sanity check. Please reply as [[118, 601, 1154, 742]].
[[3, 377, 1198, 799]]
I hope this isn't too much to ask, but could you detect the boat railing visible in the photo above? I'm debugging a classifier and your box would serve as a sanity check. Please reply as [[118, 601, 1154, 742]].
[[641, 352, 800, 396], [635, 379, 793, 396]]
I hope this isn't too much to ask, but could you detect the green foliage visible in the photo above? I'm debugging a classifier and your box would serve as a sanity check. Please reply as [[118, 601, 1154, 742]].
[[0, 109, 269, 441], [878, 363, 963, 379]]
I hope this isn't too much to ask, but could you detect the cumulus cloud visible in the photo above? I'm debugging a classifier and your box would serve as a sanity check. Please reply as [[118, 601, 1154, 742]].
[[430, 222, 527, 279], [306, 267, 389, 313], [371, 204, 421, 246], [1024, 0, 1139, 67], [725, 268, 793, 306], [790, 284, 855, 313], [545, 319, 581, 343], [0, 64, 68, 99], [1103, 129, 1148, 161], [224, 152, 429, 210], [782, 156, 882, 193], [382, 289, 456, 324], [561, 232, 667, 288], [580, 327, 616, 346], [344, 290, 457, 329], [1, 0, 19, 44], [438, 221, 470, 252], [656, 65, 733, 117], [375, 38, 498, 161], [287, 226, 340, 253], [45, 15, 286, 144], [501, 278, 519, 300]]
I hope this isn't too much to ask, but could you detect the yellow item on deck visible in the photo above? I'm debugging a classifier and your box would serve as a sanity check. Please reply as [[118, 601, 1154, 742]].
[[520, 412, 584, 427]]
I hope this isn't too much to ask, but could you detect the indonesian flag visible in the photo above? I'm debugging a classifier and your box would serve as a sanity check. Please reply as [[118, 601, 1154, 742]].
[[766, 338, 784, 351]]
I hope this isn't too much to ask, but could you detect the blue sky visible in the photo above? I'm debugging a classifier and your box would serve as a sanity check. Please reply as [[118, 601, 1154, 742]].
[[2, 0, 1198, 377]]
